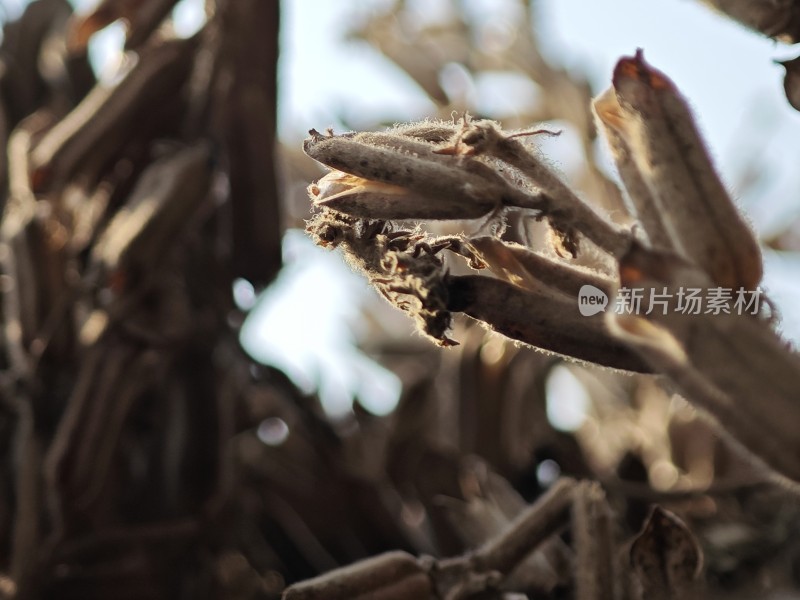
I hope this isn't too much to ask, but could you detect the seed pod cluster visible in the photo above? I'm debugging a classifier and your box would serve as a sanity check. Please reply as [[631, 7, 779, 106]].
[[304, 115, 641, 370], [303, 51, 800, 488]]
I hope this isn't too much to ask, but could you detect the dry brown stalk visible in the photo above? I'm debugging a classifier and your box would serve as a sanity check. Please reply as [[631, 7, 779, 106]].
[[283, 478, 579, 600], [0, 0, 283, 597]]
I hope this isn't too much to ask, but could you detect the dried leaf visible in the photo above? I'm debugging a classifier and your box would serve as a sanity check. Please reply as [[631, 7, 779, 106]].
[[629, 506, 702, 599]]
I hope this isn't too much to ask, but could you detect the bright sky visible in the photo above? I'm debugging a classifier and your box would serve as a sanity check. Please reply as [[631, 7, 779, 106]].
[[12, 0, 800, 416]]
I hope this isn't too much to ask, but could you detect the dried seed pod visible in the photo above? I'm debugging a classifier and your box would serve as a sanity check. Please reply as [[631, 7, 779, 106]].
[[446, 275, 649, 372], [607, 243, 800, 483], [90, 143, 211, 280], [611, 309, 800, 484], [303, 129, 530, 220], [629, 506, 702, 600], [465, 236, 615, 299], [446, 118, 632, 258], [308, 169, 447, 220], [30, 35, 198, 191], [598, 51, 762, 290], [593, 87, 674, 250], [282, 551, 430, 600], [389, 119, 459, 143]]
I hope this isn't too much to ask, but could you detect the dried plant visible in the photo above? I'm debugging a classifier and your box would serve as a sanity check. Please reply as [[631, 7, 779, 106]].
[[292, 4, 800, 599], [4, 1, 800, 599]]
